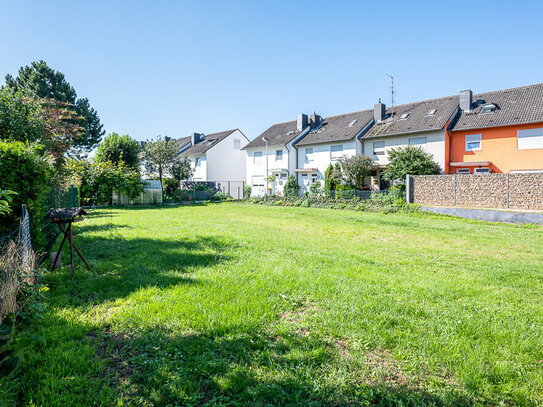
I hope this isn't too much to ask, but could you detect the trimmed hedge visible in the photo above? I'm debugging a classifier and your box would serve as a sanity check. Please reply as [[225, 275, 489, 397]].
[[246, 191, 418, 214]]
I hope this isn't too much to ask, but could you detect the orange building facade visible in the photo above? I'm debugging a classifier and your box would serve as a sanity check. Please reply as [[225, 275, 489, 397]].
[[449, 122, 543, 174]]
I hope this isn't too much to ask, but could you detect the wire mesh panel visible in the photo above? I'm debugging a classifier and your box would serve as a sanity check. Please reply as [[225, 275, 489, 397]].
[[112, 180, 163, 206]]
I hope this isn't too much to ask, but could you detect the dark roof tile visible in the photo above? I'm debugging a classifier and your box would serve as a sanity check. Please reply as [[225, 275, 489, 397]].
[[295, 109, 374, 146], [452, 83, 543, 131], [243, 120, 302, 149], [362, 95, 458, 139], [179, 129, 237, 156]]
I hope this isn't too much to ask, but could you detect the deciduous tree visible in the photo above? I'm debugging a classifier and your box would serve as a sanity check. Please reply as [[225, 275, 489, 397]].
[[382, 146, 441, 183], [95, 133, 141, 169]]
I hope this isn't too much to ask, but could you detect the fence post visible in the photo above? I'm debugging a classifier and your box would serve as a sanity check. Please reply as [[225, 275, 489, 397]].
[[506, 172, 510, 209], [405, 174, 412, 203]]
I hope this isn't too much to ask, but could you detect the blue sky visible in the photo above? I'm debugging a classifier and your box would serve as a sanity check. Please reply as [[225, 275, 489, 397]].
[[1, 1, 542, 143]]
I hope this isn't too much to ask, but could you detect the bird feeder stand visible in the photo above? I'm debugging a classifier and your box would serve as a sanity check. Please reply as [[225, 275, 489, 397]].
[[45, 207, 90, 278]]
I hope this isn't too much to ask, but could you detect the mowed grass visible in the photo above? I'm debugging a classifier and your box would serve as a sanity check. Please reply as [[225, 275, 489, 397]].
[[13, 203, 543, 406]]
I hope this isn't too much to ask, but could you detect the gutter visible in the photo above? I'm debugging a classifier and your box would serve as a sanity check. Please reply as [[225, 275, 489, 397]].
[[356, 119, 376, 154], [289, 126, 312, 184]]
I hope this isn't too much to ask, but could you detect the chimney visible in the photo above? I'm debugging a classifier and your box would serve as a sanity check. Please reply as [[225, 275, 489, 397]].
[[374, 100, 386, 122], [309, 113, 322, 129], [460, 90, 473, 112], [191, 132, 202, 145], [297, 114, 308, 132]]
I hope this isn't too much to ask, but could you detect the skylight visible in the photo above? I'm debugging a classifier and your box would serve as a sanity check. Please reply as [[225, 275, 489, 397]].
[[400, 113, 410, 119], [427, 109, 437, 115], [348, 120, 357, 127], [480, 104, 496, 114]]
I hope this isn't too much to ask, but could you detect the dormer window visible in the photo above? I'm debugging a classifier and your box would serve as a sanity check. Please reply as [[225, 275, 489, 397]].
[[426, 109, 437, 115], [480, 104, 496, 114], [400, 113, 410, 120]]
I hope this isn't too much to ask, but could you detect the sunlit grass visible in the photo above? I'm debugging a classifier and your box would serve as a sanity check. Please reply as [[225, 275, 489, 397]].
[[13, 203, 543, 406]]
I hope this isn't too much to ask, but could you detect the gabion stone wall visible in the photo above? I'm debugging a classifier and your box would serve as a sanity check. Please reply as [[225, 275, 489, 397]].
[[412, 175, 454, 206], [509, 173, 543, 210], [410, 173, 543, 210]]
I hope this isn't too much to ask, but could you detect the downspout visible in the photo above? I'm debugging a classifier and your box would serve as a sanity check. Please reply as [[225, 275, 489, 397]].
[[446, 107, 462, 174]]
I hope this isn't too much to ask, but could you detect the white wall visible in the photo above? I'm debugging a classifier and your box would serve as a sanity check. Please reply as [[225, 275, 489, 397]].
[[245, 144, 289, 196], [362, 129, 446, 172], [296, 140, 357, 193], [206, 129, 249, 181], [190, 156, 207, 180]]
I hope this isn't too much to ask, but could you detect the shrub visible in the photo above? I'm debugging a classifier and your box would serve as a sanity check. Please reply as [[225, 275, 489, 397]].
[[382, 146, 441, 184], [67, 159, 143, 206], [0, 141, 53, 241], [243, 184, 252, 199], [95, 132, 141, 169], [284, 175, 299, 197]]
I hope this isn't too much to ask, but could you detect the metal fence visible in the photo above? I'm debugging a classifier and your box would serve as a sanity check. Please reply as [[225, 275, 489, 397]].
[[179, 181, 245, 201], [112, 180, 163, 206], [0, 205, 35, 321]]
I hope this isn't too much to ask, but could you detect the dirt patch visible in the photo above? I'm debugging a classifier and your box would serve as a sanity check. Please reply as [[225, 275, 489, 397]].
[[279, 300, 317, 324], [85, 327, 138, 397]]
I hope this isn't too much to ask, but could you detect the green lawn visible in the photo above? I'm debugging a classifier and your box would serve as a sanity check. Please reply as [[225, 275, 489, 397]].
[[10, 203, 543, 405]]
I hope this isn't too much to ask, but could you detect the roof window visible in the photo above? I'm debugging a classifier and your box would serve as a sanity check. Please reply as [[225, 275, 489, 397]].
[[348, 119, 357, 127], [480, 103, 496, 114], [400, 113, 410, 120], [427, 109, 437, 115]]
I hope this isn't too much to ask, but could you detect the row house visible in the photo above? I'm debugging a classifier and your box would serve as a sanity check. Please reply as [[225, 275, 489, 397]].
[[179, 129, 249, 182], [294, 109, 374, 193], [449, 84, 543, 174], [242, 114, 320, 196]]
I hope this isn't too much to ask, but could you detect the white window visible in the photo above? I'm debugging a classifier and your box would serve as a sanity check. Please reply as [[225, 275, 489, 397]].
[[233, 139, 241, 150], [304, 148, 313, 163], [254, 151, 263, 164], [400, 113, 410, 119], [330, 145, 343, 160], [474, 168, 490, 174], [195, 158, 201, 167], [252, 175, 264, 187], [373, 141, 385, 156], [275, 150, 283, 161], [456, 168, 470, 174], [466, 134, 481, 151], [409, 137, 427, 147], [518, 128, 543, 150], [427, 109, 437, 115]]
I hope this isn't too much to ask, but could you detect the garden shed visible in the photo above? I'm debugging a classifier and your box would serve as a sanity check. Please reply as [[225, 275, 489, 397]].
[[112, 180, 163, 205]]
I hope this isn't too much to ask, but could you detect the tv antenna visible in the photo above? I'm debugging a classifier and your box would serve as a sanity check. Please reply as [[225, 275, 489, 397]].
[[386, 74, 395, 119]]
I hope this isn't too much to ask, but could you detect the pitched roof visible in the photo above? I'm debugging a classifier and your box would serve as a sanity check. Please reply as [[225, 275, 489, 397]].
[[452, 83, 543, 131], [362, 95, 459, 139], [179, 129, 237, 156], [295, 109, 374, 146], [175, 136, 192, 151], [242, 120, 302, 149]]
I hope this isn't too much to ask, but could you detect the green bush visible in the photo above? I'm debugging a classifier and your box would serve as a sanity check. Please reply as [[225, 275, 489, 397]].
[[243, 184, 252, 199], [284, 175, 299, 197], [0, 141, 53, 241], [245, 190, 418, 214], [67, 159, 143, 206]]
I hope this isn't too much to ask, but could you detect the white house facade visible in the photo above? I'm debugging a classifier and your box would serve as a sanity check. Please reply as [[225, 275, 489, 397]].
[[179, 129, 249, 182], [243, 114, 318, 196], [360, 97, 460, 188], [293, 109, 374, 193]]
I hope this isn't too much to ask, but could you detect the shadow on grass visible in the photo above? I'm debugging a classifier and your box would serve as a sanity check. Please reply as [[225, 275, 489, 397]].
[[81, 326, 473, 406]]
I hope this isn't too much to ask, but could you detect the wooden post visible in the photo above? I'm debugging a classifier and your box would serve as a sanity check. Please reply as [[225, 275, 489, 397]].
[[68, 223, 75, 278]]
